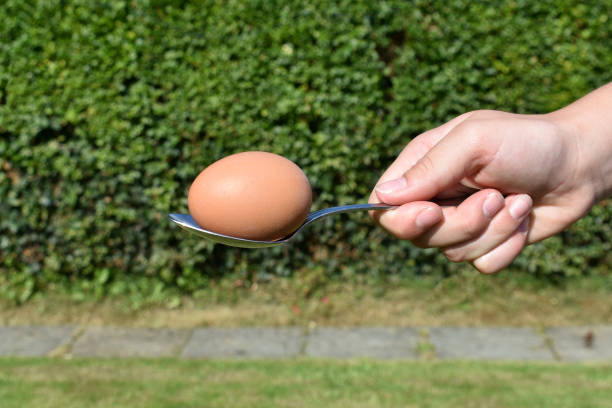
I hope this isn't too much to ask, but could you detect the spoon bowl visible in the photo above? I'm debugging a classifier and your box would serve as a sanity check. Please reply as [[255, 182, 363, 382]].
[[169, 203, 396, 248]]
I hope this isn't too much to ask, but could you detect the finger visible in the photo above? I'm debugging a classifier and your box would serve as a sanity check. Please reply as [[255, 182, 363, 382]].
[[411, 189, 505, 248], [472, 218, 530, 274], [442, 194, 532, 262], [375, 119, 501, 204], [375, 202, 443, 240], [369, 111, 479, 205], [368, 139, 436, 206], [383, 112, 480, 180]]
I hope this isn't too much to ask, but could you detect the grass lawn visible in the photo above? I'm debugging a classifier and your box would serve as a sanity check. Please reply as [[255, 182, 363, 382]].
[[0, 358, 611, 408], [2, 272, 612, 329]]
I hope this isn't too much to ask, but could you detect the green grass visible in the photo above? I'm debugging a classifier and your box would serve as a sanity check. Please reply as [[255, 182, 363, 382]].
[[1, 358, 611, 408], [3, 272, 612, 329]]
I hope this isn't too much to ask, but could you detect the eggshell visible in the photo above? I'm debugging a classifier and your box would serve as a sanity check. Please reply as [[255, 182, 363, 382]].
[[188, 151, 312, 241]]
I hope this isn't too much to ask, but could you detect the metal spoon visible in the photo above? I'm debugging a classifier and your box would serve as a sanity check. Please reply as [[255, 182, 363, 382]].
[[168, 203, 396, 248]]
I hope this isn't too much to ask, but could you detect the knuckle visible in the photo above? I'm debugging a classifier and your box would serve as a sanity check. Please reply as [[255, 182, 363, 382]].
[[452, 120, 495, 168], [469, 109, 499, 118], [412, 154, 436, 177], [462, 121, 487, 147], [380, 222, 414, 242], [460, 216, 484, 238], [409, 155, 443, 191]]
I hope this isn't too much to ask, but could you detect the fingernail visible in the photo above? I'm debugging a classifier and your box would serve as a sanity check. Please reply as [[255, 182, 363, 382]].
[[518, 217, 529, 234], [509, 195, 532, 220], [416, 207, 440, 229], [375, 177, 407, 194], [482, 192, 504, 219]]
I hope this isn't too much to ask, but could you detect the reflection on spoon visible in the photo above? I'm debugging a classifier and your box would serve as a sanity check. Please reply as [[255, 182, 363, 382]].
[[169, 203, 396, 248]]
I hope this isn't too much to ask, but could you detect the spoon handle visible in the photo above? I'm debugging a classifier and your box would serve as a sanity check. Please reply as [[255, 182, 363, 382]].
[[304, 203, 396, 224]]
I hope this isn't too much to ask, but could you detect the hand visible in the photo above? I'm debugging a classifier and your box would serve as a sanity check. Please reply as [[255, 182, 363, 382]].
[[369, 109, 596, 274]]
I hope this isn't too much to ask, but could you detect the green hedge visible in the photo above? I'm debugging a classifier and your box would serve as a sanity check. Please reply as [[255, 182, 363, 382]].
[[1, 0, 611, 302]]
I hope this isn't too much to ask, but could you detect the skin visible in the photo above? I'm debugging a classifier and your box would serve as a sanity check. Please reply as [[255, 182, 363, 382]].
[[369, 82, 612, 274]]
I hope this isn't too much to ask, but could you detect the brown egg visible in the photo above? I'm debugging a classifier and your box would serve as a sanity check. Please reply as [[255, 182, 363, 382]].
[[188, 151, 312, 241]]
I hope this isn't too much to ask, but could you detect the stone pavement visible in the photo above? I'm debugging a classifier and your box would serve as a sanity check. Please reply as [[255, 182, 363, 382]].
[[1, 325, 612, 361]]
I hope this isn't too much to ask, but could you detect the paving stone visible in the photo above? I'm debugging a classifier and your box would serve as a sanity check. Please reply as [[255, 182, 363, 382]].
[[181, 327, 302, 358], [429, 327, 553, 361], [305, 327, 418, 359], [0, 325, 76, 356], [547, 326, 612, 362], [5, 325, 612, 361], [71, 327, 190, 357]]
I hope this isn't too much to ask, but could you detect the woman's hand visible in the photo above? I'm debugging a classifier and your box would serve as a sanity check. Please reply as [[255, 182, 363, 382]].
[[369, 107, 600, 274]]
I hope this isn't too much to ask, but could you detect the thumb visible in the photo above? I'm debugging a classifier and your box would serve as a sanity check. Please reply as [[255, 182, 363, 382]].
[[375, 125, 491, 204]]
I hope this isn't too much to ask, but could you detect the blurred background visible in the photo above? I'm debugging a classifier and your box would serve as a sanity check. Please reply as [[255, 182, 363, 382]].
[[1, 0, 611, 312]]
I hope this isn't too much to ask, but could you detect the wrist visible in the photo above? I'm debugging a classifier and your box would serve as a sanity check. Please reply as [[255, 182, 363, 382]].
[[546, 86, 612, 203]]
